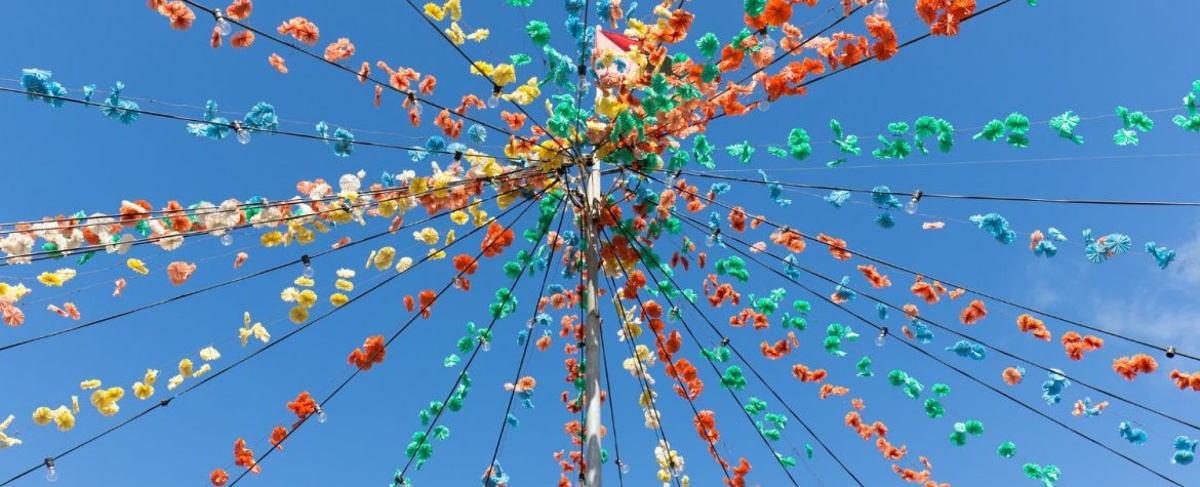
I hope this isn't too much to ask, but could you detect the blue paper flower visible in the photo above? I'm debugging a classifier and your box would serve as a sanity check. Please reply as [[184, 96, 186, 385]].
[[1118, 421, 1148, 445], [333, 128, 355, 157], [871, 185, 902, 210], [1042, 369, 1071, 405], [241, 102, 278, 132], [1173, 436, 1198, 465], [468, 124, 487, 144], [1146, 241, 1177, 269], [946, 340, 987, 360], [825, 190, 851, 208], [969, 213, 1017, 244], [99, 81, 140, 124]]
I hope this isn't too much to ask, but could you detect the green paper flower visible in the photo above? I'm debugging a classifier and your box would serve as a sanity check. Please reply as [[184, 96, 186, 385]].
[[998, 441, 1018, 458], [974, 119, 1006, 141], [697, 32, 721, 59], [525, 20, 551, 46], [726, 141, 756, 164], [788, 128, 813, 160], [1049, 111, 1084, 144]]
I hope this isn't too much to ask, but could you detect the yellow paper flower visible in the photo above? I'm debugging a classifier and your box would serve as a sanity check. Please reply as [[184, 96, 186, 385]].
[[466, 28, 489, 42], [71, 395, 79, 414], [80, 379, 102, 390], [297, 289, 318, 308], [413, 228, 440, 245], [289, 306, 309, 324], [126, 258, 149, 275], [167, 374, 184, 390], [335, 279, 354, 292], [89, 387, 125, 416], [329, 293, 350, 307], [444, 22, 466, 45], [395, 256, 414, 273], [427, 248, 447, 260], [0, 282, 31, 301], [192, 364, 212, 378], [37, 268, 76, 287], [373, 246, 396, 270], [294, 226, 316, 244], [423, 2, 446, 21], [179, 358, 194, 377], [199, 346, 221, 361], [260, 231, 284, 247], [280, 287, 300, 303], [240, 313, 270, 346], [449, 210, 469, 225], [0, 415, 21, 449], [336, 268, 356, 279], [445, 229, 456, 245], [52, 406, 75, 431], [294, 276, 315, 287], [504, 77, 541, 105], [32, 407, 53, 426]]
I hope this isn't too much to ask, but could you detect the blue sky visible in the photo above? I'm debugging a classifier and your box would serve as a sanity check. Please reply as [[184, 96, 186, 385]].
[[1, 1, 1199, 486]]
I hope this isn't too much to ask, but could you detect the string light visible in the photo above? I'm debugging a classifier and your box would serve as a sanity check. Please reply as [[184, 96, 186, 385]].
[[873, 0, 890, 18], [301, 254, 314, 278], [406, 91, 422, 116], [576, 64, 591, 94], [44, 458, 58, 483], [1167, 346, 1177, 359], [230, 121, 251, 145], [905, 190, 923, 215], [487, 85, 502, 109], [616, 459, 629, 475], [213, 9, 232, 36], [875, 327, 889, 347], [219, 233, 233, 246], [315, 405, 328, 424], [757, 28, 777, 49]]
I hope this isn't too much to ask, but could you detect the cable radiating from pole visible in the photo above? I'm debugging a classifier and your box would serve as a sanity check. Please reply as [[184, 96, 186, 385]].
[[0, 181, 539, 354], [0, 187, 552, 487], [671, 210, 1200, 432], [483, 198, 570, 476], [640, 169, 1200, 362], [680, 170, 1200, 207], [0, 86, 529, 163], [178, 0, 528, 144], [677, 214, 1187, 487], [391, 192, 566, 483]]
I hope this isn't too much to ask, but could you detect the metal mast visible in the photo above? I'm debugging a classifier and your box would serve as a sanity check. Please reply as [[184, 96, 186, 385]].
[[581, 154, 604, 486]]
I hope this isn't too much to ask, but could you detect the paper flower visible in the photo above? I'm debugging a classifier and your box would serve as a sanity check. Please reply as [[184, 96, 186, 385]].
[[998, 441, 1017, 458], [1061, 331, 1103, 360], [89, 386, 125, 416], [127, 258, 150, 275], [1023, 463, 1061, 487], [1112, 354, 1157, 380], [167, 261, 196, 285], [348, 335, 387, 370], [133, 368, 158, 400], [969, 213, 1016, 244], [1041, 369, 1071, 405], [1118, 421, 1148, 445], [1002, 366, 1025, 385], [1173, 436, 1198, 465], [1071, 397, 1108, 417], [1048, 111, 1083, 144], [945, 340, 987, 360], [1145, 241, 1177, 269]]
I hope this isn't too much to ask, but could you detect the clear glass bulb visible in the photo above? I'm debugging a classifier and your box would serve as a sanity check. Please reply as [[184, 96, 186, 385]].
[[236, 129, 251, 145], [763, 34, 777, 49], [904, 198, 918, 215], [577, 75, 591, 93], [411, 101, 423, 116], [303, 263, 314, 278], [487, 94, 501, 108], [215, 17, 233, 36], [619, 461, 630, 475], [875, 333, 886, 347], [220, 233, 233, 246], [758, 99, 771, 112], [874, 0, 889, 18], [480, 339, 492, 352], [46, 467, 58, 483], [704, 234, 717, 247], [317, 409, 328, 423]]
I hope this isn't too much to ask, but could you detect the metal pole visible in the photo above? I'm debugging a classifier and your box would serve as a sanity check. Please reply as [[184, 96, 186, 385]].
[[582, 156, 604, 487]]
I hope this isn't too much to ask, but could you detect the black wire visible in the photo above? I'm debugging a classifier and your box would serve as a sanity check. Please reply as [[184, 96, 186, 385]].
[[0, 185, 553, 487], [400, 0, 575, 159], [670, 211, 1200, 432], [597, 297, 628, 487], [226, 186, 560, 486], [483, 197, 570, 475], [0, 180, 540, 354], [596, 228, 800, 487], [681, 170, 1200, 207], [643, 169, 1200, 362], [675, 212, 1187, 487], [392, 190, 566, 482], [0, 86, 531, 164], [0, 164, 535, 237], [178, 0, 529, 144], [795, 0, 1017, 91], [600, 211, 866, 486]]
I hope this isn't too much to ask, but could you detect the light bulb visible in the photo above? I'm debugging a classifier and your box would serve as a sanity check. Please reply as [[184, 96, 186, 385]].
[[873, 0, 889, 18], [46, 467, 58, 483], [618, 460, 630, 475], [411, 101, 423, 116], [487, 93, 501, 108], [480, 339, 492, 352], [236, 129, 251, 145], [317, 409, 328, 423], [220, 233, 233, 246], [704, 233, 717, 248], [215, 17, 233, 36], [905, 198, 918, 215], [875, 327, 888, 347], [303, 263, 314, 278], [757, 99, 771, 112], [763, 34, 778, 49], [577, 75, 591, 93]]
